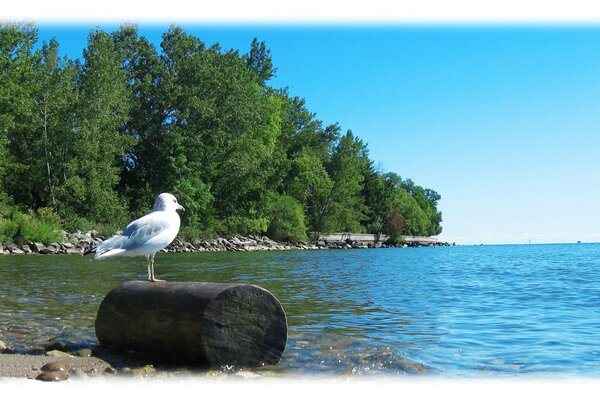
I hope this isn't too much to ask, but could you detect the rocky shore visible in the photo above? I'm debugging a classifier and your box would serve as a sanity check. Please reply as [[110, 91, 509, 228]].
[[0, 231, 450, 256]]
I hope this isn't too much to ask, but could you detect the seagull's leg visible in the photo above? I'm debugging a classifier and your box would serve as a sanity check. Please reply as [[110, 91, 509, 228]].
[[149, 255, 165, 282], [146, 256, 152, 281]]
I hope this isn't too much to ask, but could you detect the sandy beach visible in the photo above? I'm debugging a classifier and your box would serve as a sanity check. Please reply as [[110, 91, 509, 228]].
[[0, 353, 113, 379]]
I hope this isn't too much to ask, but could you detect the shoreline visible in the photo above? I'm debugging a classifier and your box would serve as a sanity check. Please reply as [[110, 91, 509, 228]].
[[0, 232, 451, 256]]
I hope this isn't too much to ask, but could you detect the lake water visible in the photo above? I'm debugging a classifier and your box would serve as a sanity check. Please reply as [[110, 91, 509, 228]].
[[1, 243, 600, 377]]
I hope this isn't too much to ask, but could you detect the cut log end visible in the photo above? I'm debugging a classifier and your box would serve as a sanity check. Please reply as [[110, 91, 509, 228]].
[[95, 281, 287, 367]]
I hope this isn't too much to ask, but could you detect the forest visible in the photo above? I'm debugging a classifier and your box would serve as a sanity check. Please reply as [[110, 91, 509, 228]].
[[0, 23, 442, 244]]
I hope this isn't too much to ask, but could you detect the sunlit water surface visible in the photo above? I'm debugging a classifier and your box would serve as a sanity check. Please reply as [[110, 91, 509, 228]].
[[1, 243, 600, 377]]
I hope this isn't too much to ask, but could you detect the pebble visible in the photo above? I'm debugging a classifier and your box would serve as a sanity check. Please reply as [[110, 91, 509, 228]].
[[35, 370, 68, 382], [103, 366, 117, 375], [41, 362, 69, 372], [121, 364, 156, 377], [75, 348, 92, 357], [45, 350, 75, 357]]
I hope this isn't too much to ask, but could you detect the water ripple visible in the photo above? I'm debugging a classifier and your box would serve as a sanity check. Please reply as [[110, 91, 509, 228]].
[[1, 243, 600, 376]]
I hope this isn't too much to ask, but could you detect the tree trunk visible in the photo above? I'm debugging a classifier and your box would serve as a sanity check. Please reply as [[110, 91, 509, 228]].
[[95, 280, 287, 367]]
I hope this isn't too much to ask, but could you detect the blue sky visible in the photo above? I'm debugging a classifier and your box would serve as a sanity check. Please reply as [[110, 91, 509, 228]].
[[35, 24, 600, 245]]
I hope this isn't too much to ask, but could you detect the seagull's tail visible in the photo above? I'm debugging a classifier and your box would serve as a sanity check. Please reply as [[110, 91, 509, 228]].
[[94, 248, 128, 260], [87, 234, 127, 260]]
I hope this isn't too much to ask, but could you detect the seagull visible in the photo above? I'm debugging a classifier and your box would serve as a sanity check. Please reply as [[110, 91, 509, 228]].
[[88, 193, 185, 282]]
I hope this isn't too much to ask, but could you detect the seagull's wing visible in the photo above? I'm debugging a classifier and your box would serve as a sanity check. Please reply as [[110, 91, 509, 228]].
[[122, 212, 173, 248], [95, 211, 172, 257]]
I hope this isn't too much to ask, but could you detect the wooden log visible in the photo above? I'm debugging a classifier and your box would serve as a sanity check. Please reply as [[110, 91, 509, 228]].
[[95, 281, 287, 367]]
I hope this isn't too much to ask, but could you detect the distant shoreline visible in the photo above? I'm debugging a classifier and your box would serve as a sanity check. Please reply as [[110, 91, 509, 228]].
[[0, 231, 451, 256]]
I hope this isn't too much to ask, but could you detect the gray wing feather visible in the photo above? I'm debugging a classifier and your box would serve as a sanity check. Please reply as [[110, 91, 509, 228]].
[[96, 212, 171, 254]]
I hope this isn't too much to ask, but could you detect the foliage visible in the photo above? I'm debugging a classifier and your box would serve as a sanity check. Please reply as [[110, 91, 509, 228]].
[[0, 23, 443, 242], [287, 150, 334, 236], [0, 204, 63, 243], [266, 194, 308, 242], [383, 205, 405, 244]]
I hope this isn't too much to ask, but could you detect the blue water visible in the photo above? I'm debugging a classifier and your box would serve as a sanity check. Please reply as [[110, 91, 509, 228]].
[[340, 243, 600, 376], [1, 243, 600, 377]]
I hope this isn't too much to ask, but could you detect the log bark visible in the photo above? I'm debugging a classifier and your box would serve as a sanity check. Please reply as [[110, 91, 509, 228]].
[[95, 281, 287, 367]]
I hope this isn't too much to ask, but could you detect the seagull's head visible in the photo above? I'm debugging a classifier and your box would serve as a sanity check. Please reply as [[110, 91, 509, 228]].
[[154, 193, 185, 212]]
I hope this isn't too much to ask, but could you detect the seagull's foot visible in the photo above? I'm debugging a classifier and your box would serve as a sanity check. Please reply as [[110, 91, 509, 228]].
[[148, 277, 165, 282]]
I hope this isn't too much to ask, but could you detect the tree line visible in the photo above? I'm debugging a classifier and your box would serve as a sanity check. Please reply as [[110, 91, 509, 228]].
[[0, 23, 442, 243]]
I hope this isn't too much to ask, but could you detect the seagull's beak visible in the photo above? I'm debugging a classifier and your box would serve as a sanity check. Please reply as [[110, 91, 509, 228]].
[[177, 204, 185, 211]]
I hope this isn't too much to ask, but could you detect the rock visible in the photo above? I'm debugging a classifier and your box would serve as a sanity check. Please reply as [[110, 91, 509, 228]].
[[11, 248, 25, 255], [65, 247, 82, 255], [45, 350, 75, 358], [4, 244, 17, 252], [20, 244, 32, 253], [36, 370, 68, 382], [30, 242, 46, 253], [41, 244, 59, 254], [41, 362, 69, 372], [44, 340, 68, 351], [121, 364, 156, 377], [75, 348, 92, 357], [103, 366, 117, 375], [0, 340, 9, 352]]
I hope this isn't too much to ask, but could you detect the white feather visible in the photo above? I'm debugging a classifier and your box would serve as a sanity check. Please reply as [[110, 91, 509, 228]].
[[94, 193, 184, 260]]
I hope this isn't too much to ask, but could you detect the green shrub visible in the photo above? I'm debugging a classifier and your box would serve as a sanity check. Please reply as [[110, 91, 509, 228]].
[[0, 205, 63, 244], [266, 194, 308, 242], [14, 208, 63, 243], [0, 218, 19, 243], [178, 225, 214, 241], [61, 215, 95, 233], [221, 215, 269, 237]]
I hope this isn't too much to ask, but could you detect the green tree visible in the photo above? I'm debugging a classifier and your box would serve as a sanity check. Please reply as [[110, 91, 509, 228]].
[[288, 150, 334, 237], [29, 40, 77, 211], [325, 130, 369, 232], [383, 205, 405, 244], [245, 38, 276, 84], [153, 27, 286, 235], [112, 24, 168, 216], [361, 162, 388, 233], [55, 29, 132, 228], [0, 23, 39, 207], [266, 193, 308, 242], [386, 188, 428, 236], [0, 24, 443, 241]]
